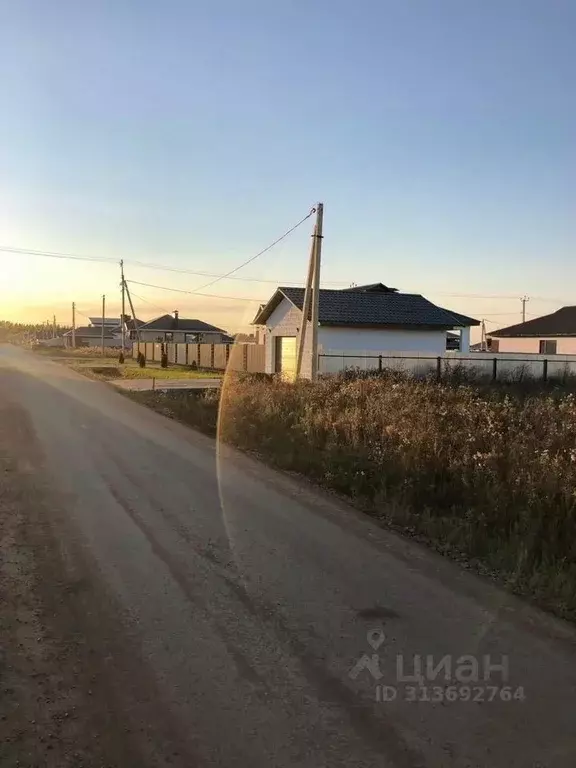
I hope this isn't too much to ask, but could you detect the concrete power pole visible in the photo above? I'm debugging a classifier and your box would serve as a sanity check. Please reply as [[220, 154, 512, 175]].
[[124, 277, 142, 344], [310, 203, 324, 381], [521, 295, 529, 323], [52, 314, 56, 339], [120, 260, 126, 352], [481, 319, 487, 351], [296, 220, 318, 378], [72, 302, 76, 348], [101, 294, 106, 356]]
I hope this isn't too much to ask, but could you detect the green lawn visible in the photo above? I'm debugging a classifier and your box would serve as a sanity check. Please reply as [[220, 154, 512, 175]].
[[38, 349, 222, 380]]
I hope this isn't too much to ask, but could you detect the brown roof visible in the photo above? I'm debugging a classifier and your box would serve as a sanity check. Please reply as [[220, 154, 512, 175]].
[[491, 307, 576, 337]]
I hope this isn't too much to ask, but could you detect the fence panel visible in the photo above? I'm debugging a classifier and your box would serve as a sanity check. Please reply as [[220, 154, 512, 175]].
[[227, 344, 246, 372], [319, 350, 576, 383], [176, 343, 188, 365], [213, 344, 228, 370], [247, 344, 265, 373], [199, 344, 213, 368], [132, 342, 139, 358], [185, 344, 199, 367], [167, 344, 177, 364], [145, 342, 154, 361]]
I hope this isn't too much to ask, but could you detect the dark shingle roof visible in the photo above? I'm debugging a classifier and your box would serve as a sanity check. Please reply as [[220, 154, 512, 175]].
[[341, 283, 398, 293], [491, 307, 576, 337], [254, 288, 479, 328], [140, 314, 226, 333]]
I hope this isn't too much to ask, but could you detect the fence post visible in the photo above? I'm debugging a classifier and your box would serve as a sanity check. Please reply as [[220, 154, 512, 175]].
[[196, 344, 201, 367], [436, 356, 442, 381], [543, 358, 548, 383], [492, 357, 498, 381], [378, 354, 383, 373], [243, 344, 248, 372], [210, 344, 215, 369], [225, 344, 231, 367]]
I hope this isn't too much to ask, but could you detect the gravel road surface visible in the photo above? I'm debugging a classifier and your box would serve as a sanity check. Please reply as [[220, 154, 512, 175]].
[[1, 344, 576, 768], [113, 377, 222, 391]]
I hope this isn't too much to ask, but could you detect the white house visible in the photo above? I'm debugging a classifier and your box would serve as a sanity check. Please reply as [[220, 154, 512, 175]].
[[253, 283, 479, 378], [489, 306, 576, 354]]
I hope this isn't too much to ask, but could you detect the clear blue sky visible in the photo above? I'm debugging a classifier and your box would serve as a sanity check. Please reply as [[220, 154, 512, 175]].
[[1, 0, 575, 333]]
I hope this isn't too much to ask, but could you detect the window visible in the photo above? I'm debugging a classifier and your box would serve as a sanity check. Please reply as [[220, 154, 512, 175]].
[[165, 332, 174, 342], [539, 340, 557, 355], [185, 333, 199, 343]]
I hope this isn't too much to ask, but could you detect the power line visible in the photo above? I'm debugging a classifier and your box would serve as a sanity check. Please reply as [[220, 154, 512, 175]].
[[0, 245, 117, 265], [191, 207, 316, 292], [127, 290, 172, 317], [126, 279, 264, 303]]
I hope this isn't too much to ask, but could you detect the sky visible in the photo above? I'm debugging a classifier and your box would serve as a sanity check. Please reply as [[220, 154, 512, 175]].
[[1, 0, 575, 337]]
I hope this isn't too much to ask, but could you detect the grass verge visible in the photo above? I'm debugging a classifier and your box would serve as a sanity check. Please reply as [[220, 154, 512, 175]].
[[31, 348, 222, 380], [128, 372, 576, 622]]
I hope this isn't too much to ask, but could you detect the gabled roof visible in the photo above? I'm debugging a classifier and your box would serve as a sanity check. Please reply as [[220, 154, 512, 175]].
[[341, 283, 398, 293], [89, 317, 121, 326], [139, 314, 227, 333], [253, 287, 480, 328], [490, 307, 576, 338], [63, 326, 116, 338]]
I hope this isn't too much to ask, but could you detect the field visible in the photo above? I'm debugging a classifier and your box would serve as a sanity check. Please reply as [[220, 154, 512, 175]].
[[129, 371, 576, 621]]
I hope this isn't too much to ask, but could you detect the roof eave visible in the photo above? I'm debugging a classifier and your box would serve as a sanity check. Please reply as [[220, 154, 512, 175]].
[[252, 289, 299, 325]]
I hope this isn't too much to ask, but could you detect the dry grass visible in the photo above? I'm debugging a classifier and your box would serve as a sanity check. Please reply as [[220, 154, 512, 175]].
[[133, 371, 576, 620]]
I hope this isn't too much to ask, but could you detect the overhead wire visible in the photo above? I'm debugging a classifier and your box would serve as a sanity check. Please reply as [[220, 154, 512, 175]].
[[126, 279, 264, 303], [190, 207, 317, 292], [127, 289, 172, 317]]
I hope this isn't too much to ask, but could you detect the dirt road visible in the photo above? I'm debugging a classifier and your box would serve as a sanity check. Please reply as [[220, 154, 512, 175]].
[[1, 344, 576, 767]]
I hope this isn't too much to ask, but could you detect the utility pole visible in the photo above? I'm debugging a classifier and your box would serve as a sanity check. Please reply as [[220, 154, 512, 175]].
[[296, 220, 317, 378], [101, 294, 106, 356], [120, 260, 126, 352], [481, 319, 487, 351], [310, 203, 324, 381], [52, 314, 56, 339], [124, 278, 141, 344], [521, 295, 529, 323], [72, 302, 76, 348]]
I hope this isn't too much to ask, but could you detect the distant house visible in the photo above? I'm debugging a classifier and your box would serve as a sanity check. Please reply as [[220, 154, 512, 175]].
[[88, 317, 121, 329], [63, 315, 144, 348], [136, 311, 229, 344], [253, 283, 479, 377], [63, 325, 119, 348], [489, 307, 576, 354]]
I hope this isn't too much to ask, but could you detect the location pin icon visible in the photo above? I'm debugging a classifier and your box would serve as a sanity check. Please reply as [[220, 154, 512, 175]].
[[367, 629, 386, 650]]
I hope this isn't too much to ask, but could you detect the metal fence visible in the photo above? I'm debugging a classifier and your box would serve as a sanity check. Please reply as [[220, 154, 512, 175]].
[[318, 350, 576, 382], [132, 342, 265, 374]]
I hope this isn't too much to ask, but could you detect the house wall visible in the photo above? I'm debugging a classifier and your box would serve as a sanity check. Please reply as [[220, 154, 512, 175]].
[[491, 337, 576, 354], [264, 300, 312, 377], [318, 327, 448, 355], [138, 329, 226, 344]]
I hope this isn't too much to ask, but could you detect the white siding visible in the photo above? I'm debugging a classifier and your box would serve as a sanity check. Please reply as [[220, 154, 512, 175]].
[[319, 327, 447, 355], [264, 299, 312, 377]]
